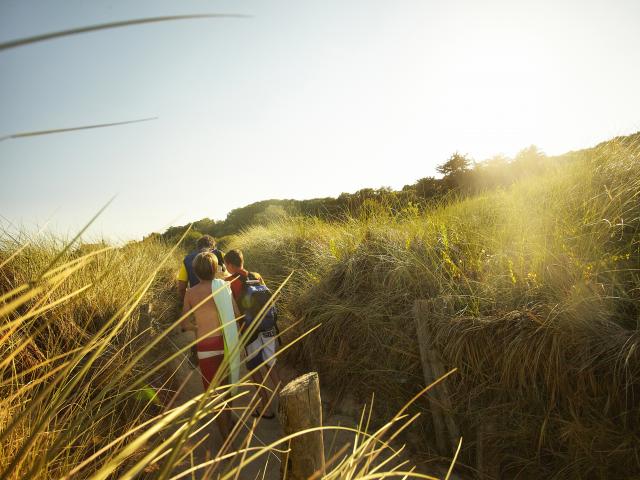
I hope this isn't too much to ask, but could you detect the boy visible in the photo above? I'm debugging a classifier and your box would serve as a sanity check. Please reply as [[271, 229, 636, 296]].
[[181, 251, 237, 437], [177, 235, 225, 300], [177, 235, 225, 366], [224, 249, 281, 418]]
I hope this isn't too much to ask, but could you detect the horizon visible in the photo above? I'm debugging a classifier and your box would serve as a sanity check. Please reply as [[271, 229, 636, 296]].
[[2, 0, 639, 241]]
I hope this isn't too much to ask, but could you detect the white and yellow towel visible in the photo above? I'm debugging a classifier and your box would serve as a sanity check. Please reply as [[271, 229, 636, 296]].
[[211, 278, 240, 386]]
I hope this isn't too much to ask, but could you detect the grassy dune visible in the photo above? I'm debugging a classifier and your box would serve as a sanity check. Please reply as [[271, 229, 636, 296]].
[[0, 237, 183, 478], [232, 138, 640, 478], [2, 136, 638, 478], [1, 231, 433, 478]]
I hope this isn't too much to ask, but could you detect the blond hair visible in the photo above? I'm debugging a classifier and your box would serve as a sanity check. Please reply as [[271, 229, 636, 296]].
[[192, 252, 218, 281]]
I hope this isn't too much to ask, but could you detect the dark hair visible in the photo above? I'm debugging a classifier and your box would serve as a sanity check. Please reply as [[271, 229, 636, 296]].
[[196, 234, 216, 251], [223, 249, 244, 268], [193, 252, 218, 281]]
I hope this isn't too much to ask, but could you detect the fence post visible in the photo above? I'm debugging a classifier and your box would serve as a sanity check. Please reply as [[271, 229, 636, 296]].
[[278, 372, 325, 479], [476, 417, 500, 479], [413, 299, 460, 455]]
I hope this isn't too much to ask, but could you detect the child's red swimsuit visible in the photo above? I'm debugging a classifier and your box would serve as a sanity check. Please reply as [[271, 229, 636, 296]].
[[197, 335, 225, 389]]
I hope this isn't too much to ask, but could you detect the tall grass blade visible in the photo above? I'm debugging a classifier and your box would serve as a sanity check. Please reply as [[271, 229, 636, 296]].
[[0, 14, 250, 51], [0, 117, 158, 142], [36, 196, 115, 281]]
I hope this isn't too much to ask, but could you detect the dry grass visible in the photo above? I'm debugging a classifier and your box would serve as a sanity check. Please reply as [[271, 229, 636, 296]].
[[231, 136, 640, 478], [0, 227, 439, 479]]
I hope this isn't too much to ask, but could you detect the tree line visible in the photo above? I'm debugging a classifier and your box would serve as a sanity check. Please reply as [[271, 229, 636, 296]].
[[145, 132, 638, 249]]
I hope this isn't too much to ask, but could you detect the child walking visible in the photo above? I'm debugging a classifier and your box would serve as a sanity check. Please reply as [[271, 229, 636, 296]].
[[181, 252, 240, 438]]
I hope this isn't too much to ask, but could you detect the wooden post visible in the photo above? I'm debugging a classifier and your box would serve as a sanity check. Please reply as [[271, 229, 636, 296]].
[[413, 299, 460, 455], [278, 372, 325, 480], [477, 417, 500, 479]]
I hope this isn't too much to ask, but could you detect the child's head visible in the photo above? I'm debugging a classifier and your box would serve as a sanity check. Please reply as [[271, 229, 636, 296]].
[[223, 249, 244, 274], [196, 234, 216, 251], [192, 251, 218, 281]]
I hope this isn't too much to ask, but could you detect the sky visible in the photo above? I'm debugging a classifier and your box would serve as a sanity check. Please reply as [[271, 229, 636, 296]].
[[1, 0, 639, 241]]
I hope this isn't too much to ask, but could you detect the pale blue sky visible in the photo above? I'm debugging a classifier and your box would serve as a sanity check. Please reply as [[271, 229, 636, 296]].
[[1, 0, 639, 240]]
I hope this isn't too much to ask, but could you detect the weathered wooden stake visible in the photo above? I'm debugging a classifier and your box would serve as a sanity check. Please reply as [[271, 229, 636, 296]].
[[278, 372, 325, 480], [477, 417, 500, 479], [413, 299, 460, 455]]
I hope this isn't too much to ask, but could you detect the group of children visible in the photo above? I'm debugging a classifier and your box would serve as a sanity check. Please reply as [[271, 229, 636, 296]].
[[177, 234, 281, 434]]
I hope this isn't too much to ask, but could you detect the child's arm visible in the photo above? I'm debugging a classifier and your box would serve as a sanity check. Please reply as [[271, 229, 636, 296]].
[[176, 263, 188, 300], [180, 290, 196, 332]]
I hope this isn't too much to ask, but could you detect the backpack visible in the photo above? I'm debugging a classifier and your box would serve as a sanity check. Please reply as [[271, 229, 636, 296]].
[[238, 273, 278, 344]]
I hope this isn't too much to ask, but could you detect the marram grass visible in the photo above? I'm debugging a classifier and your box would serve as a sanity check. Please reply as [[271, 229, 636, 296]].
[[0, 229, 439, 479], [232, 136, 640, 479]]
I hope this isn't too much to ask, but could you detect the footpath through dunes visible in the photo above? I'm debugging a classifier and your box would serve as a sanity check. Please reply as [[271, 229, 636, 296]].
[[231, 137, 640, 479], [156, 306, 459, 479], [1, 233, 459, 479]]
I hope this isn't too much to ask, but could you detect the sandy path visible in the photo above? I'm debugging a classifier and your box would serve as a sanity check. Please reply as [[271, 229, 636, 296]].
[[162, 327, 464, 480], [164, 328, 387, 479], [164, 328, 283, 479]]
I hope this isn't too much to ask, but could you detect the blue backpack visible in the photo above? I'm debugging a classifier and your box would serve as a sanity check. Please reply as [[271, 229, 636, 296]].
[[239, 273, 278, 343]]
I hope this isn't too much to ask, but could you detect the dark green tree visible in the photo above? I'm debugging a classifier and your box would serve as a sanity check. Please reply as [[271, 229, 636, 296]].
[[436, 152, 471, 177], [437, 152, 472, 191], [413, 176, 442, 199]]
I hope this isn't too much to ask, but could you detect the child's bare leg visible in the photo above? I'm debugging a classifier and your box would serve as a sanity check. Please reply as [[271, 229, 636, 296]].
[[217, 409, 234, 439], [251, 370, 273, 416], [267, 363, 282, 391]]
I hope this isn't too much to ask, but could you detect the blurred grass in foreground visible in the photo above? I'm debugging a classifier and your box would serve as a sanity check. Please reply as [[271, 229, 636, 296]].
[[0, 228, 443, 479]]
